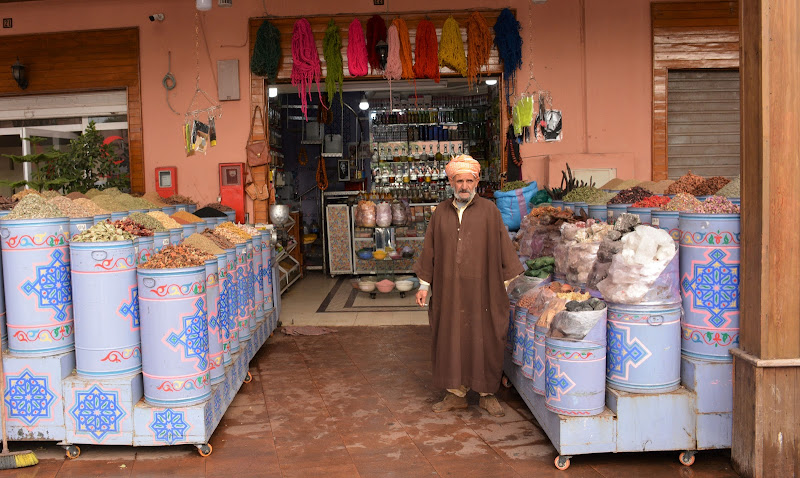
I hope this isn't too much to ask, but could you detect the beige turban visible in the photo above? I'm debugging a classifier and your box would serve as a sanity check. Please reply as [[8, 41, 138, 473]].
[[445, 155, 481, 179]]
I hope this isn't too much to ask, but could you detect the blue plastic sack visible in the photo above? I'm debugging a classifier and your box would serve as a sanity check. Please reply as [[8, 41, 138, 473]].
[[494, 181, 538, 231]]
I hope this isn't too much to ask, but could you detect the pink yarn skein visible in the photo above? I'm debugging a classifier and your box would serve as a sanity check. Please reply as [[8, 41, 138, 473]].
[[291, 18, 322, 120], [348, 18, 369, 77]]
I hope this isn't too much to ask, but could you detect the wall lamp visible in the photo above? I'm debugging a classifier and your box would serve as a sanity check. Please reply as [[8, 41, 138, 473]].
[[12, 58, 28, 90]]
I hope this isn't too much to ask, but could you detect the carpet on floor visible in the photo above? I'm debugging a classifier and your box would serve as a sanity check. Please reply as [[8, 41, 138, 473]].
[[317, 277, 427, 313]]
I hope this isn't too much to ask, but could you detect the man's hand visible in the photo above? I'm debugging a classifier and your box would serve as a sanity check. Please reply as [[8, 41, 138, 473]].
[[415, 289, 428, 307]]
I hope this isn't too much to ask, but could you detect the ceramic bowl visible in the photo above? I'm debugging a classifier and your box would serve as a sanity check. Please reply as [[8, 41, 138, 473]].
[[350, 278, 360, 290], [358, 281, 376, 292], [372, 250, 387, 260], [395, 280, 414, 292], [357, 248, 374, 260], [388, 252, 402, 260], [376, 279, 395, 293]]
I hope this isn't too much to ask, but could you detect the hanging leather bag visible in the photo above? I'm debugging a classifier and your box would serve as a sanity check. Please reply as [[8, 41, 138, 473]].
[[246, 105, 270, 167]]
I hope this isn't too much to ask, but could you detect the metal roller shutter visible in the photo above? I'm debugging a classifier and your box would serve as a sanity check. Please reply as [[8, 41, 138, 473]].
[[667, 70, 740, 179]]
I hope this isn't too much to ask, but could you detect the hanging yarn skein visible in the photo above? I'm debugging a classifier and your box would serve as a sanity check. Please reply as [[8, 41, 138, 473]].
[[250, 20, 282, 82], [366, 15, 387, 72], [414, 19, 440, 83], [323, 19, 344, 103], [466, 12, 493, 88], [494, 9, 523, 82], [384, 24, 402, 110], [291, 18, 323, 120], [391, 18, 415, 80], [439, 16, 467, 77], [348, 18, 369, 77]]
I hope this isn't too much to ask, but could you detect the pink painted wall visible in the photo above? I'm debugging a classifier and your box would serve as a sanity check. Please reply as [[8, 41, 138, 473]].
[[0, 0, 660, 211]]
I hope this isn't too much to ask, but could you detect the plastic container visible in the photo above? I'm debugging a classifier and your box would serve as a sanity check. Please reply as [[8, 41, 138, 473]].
[[588, 205, 608, 222], [1, 217, 73, 356], [135, 235, 155, 265], [606, 203, 632, 225], [562, 202, 576, 214], [572, 202, 589, 217], [225, 248, 239, 353], [545, 336, 606, 416], [186, 204, 197, 214], [252, 233, 265, 322], [224, 210, 236, 223], [111, 211, 127, 221], [522, 312, 537, 379], [651, 209, 681, 243], [181, 223, 196, 238], [168, 228, 183, 246], [0, 210, 10, 349], [235, 243, 250, 342], [161, 206, 176, 216], [205, 258, 224, 385], [626, 207, 654, 226], [606, 302, 681, 394], [173, 204, 189, 213], [139, 266, 210, 406], [71, 240, 140, 377], [217, 251, 232, 365], [551, 200, 563, 210], [153, 231, 170, 254], [511, 307, 528, 365], [679, 212, 740, 362], [69, 217, 93, 239], [533, 324, 548, 395]]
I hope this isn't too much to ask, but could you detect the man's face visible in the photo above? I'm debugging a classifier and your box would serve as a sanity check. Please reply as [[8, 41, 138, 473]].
[[450, 174, 477, 202]]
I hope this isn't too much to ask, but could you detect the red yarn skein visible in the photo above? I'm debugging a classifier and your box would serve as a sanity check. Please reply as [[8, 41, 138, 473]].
[[414, 20, 440, 83], [366, 15, 387, 72]]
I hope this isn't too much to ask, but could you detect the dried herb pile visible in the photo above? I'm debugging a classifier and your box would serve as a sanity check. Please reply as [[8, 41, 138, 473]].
[[184, 233, 225, 255], [113, 219, 153, 237], [147, 211, 182, 229], [128, 212, 167, 232], [6, 195, 64, 219], [139, 244, 214, 269], [72, 221, 136, 242]]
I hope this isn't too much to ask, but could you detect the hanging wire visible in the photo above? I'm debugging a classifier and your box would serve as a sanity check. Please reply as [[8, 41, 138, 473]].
[[162, 51, 180, 116], [512, 1, 553, 109], [185, 11, 222, 122]]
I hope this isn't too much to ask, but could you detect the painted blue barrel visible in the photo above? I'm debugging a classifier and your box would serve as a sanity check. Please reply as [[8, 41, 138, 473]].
[[194, 219, 207, 232], [679, 213, 740, 362], [271, 256, 281, 331], [511, 307, 528, 365], [545, 337, 606, 416], [93, 214, 111, 225], [168, 228, 182, 246], [562, 202, 575, 214], [606, 203, 632, 225], [606, 302, 681, 394], [522, 312, 537, 379], [262, 241, 274, 313], [235, 243, 251, 341], [186, 204, 197, 214], [129, 209, 147, 215], [245, 238, 256, 333], [572, 202, 588, 217], [651, 210, 681, 243], [729, 198, 740, 206], [71, 240, 140, 377], [204, 258, 224, 385], [583, 309, 608, 346], [224, 210, 236, 223], [0, 211, 9, 349], [161, 206, 176, 216], [252, 233, 265, 322], [626, 207, 654, 226], [181, 223, 196, 238], [226, 248, 240, 352], [533, 324, 547, 395], [588, 205, 607, 222], [506, 300, 516, 351], [138, 266, 210, 406], [551, 200, 563, 210], [695, 196, 709, 202], [69, 217, 94, 239], [153, 231, 170, 254], [0, 217, 73, 356], [174, 204, 188, 213], [217, 252, 232, 365], [111, 211, 127, 221], [135, 235, 155, 265]]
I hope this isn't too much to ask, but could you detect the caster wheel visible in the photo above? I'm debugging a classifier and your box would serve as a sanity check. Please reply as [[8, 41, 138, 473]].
[[198, 443, 213, 457], [679, 451, 695, 466], [501, 375, 512, 388], [243, 371, 252, 384], [554, 455, 570, 471], [370, 293, 376, 299], [400, 292, 406, 298], [66, 445, 80, 460]]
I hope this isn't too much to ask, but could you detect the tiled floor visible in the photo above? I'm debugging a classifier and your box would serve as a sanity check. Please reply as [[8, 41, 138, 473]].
[[2, 327, 737, 477]]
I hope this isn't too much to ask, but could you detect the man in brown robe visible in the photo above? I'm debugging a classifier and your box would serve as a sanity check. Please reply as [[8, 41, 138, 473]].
[[414, 155, 524, 417]]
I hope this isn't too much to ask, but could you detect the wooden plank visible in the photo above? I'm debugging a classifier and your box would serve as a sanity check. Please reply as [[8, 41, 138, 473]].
[[732, 356, 760, 476]]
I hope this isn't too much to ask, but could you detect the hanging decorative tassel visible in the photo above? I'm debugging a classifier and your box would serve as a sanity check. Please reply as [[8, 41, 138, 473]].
[[414, 19, 440, 83], [391, 18, 415, 80], [494, 8, 523, 94], [291, 18, 323, 121], [348, 18, 369, 77], [366, 15, 387, 73], [250, 20, 282, 82], [466, 12, 493, 88], [384, 23, 402, 110], [323, 19, 344, 104], [439, 16, 467, 77]]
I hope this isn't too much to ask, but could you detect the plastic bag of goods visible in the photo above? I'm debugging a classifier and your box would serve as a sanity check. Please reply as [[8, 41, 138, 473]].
[[356, 201, 377, 227], [549, 298, 607, 340], [391, 201, 408, 226], [507, 274, 550, 303], [597, 225, 679, 304], [586, 213, 640, 290], [493, 181, 539, 231], [533, 282, 583, 328], [375, 202, 392, 227], [564, 241, 601, 288]]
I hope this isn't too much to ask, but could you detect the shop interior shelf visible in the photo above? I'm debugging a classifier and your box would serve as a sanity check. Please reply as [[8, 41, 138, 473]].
[[321, 152, 343, 158]]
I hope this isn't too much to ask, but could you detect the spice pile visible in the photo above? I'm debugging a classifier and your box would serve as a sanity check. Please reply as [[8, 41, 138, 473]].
[[73, 198, 109, 216], [12, 189, 40, 201], [565, 297, 606, 312], [599, 178, 624, 190], [85, 188, 102, 198], [139, 244, 215, 269], [171, 211, 204, 223], [563, 186, 604, 203], [147, 211, 182, 229], [194, 207, 227, 218], [215, 222, 250, 244], [202, 230, 235, 249], [614, 179, 641, 190], [47, 196, 93, 218], [203, 202, 234, 212], [607, 187, 652, 205], [661, 193, 702, 212], [184, 233, 225, 255], [696, 196, 740, 214], [164, 194, 198, 206], [666, 171, 705, 194], [715, 176, 740, 198], [0, 196, 18, 210], [40, 190, 61, 199], [692, 176, 731, 196], [91, 194, 127, 212], [586, 191, 616, 205], [6, 195, 64, 219], [141, 192, 167, 207], [113, 219, 154, 236], [236, 223, 259, 236], [128, 212, 166, 232], [66, 192, 88, 200], [500, 181, 529, 192], [632, 195, 670, 208], [72, 221, 135, 242], [114, 193, 155, 211]]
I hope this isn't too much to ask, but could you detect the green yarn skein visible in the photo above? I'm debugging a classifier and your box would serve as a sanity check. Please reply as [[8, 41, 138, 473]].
[[251, 20, 282, 82], [323, 19, 344, 103]]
